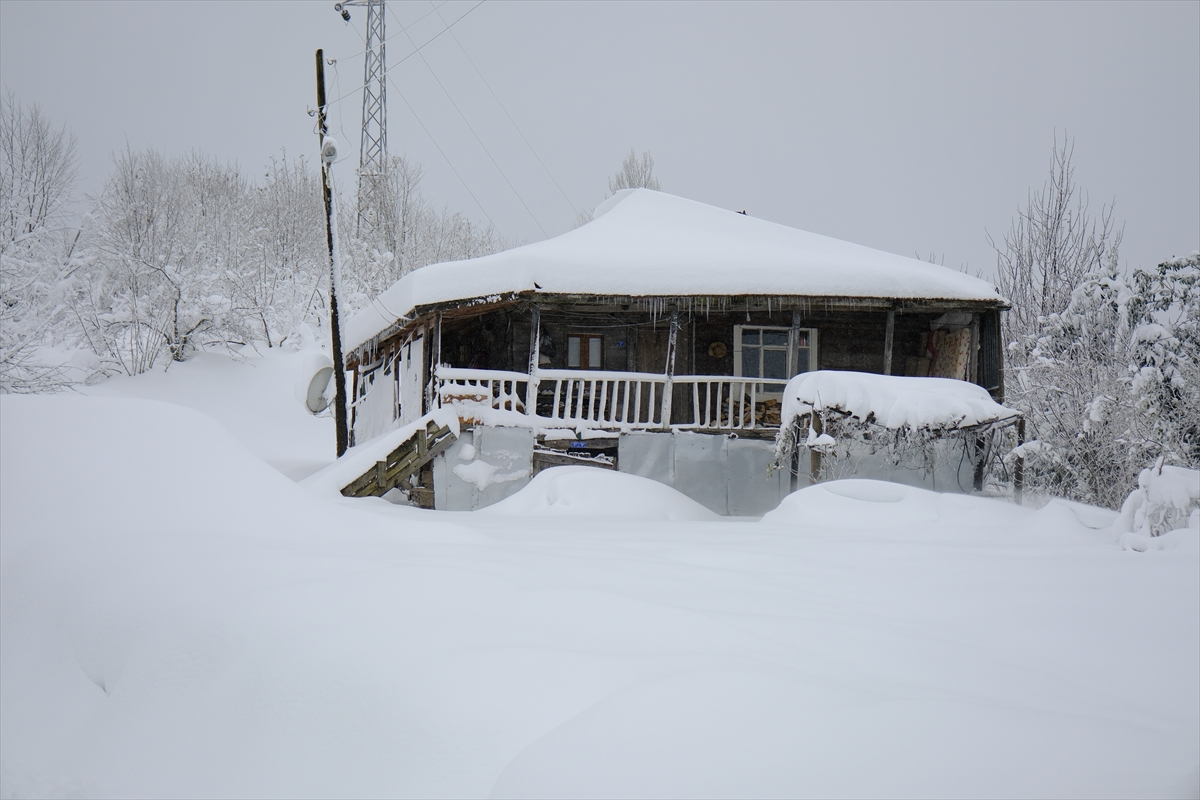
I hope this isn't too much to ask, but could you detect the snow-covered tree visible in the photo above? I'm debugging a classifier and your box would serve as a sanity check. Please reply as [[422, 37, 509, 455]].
[[1008, 252, 1200, 508], [0, 93, 78, 392], [69, 149, 249, 374], [339, 154, 505, 307], [994, 141, 1199, 508], [236, 152, 327, 347]]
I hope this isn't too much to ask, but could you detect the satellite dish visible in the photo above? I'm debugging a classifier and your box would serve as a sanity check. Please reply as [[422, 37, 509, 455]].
[[296, 353, 335, 414]]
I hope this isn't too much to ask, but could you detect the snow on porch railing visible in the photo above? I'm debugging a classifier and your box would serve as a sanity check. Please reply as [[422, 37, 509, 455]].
[[436, 367, 529, 413], [436, 366, 791, 431]]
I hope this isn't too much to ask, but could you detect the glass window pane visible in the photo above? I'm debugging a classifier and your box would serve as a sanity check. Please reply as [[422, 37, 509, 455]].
[[764, 348, 787, 379], [796, 347, 810, 373], [795, 331, 808, 348], [741, 328, 760, 345], [741, 346, 760, 378], [567, 336, 580, 367], [588, 337, 602, 369], [763, 330, 789, 347]]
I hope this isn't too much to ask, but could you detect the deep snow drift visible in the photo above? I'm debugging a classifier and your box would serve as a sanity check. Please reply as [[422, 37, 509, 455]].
[[1, 348, 1197, 799]]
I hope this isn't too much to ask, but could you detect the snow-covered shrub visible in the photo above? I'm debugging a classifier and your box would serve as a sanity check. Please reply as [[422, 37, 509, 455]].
[[1115, 463, 1200, 545]]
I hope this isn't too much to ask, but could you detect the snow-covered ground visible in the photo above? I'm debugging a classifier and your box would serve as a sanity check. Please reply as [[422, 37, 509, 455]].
[[1, 348, 1197, 799]]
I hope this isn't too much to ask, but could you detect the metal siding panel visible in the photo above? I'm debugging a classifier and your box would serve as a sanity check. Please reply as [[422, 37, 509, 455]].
[[673, 432, 728, 514], [726, 437, 789, 516], [618, 432, 675, 488]]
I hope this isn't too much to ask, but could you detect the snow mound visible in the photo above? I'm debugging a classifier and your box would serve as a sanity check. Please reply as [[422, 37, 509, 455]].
[[780, 370, 1019, 432], [763, 479, 947, 530], [479, 466, 718, 521], [83, 347, 335, 480]]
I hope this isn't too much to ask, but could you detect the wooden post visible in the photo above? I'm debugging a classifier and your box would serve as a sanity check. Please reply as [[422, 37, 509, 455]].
[[883, 308, 895, 376], [316, 49, 349, 457], [1014, 417, 1025, 505], [525, 305, 540, 416], [809, 412, 823, 483], [660, 306, 679, 428], [424, 317, 442, 414], [791, 309, 802, 375], [789, 418, 801, 493]]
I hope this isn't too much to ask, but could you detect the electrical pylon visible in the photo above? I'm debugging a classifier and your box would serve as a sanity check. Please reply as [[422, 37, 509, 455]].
[[334, 0, 387, 236]]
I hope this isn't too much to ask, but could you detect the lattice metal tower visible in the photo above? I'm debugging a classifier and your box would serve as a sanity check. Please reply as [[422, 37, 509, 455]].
[[334, 0, 388, 235]]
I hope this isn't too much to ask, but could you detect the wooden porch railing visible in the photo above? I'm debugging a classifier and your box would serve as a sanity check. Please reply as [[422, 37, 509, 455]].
[[435, 366, 790, 431]]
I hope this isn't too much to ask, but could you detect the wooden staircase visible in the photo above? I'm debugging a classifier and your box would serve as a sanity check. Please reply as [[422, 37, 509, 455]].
[[340, 419, 457, 507]]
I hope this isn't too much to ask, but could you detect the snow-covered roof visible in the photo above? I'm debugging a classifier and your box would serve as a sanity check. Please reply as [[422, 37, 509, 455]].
[[346, 189, 1005, 351], [780, 371, 1020, 433]]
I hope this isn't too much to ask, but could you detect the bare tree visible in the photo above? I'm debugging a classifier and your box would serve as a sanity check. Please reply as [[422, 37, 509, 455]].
[[989, 136, 1121, 349], [608, 148, 661, 194], [575, 148, 662, 227], [0, 93, 78, 392], [0, 91, 78, 250]]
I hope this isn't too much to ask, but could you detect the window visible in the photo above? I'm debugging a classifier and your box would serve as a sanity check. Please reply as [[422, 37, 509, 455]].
[[734, 326, 817, 392], [567, 334, 603, 369]]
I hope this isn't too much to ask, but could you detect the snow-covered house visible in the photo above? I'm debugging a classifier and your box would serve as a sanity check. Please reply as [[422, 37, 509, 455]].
[[342, 189, 1011, 514]]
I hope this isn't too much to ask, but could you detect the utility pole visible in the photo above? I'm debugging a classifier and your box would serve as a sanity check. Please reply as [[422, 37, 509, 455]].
[[334, 0, 388, 236], [316, 48, 350, 457]]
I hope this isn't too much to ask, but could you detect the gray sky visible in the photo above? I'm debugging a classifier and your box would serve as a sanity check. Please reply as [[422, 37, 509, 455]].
[[2, 0, 1197, 277]]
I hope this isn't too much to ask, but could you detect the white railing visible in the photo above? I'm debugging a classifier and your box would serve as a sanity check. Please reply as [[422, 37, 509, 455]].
[[673, 375, 791, 430], [436, 367, 528, 413], [435, 366, 790, 431], [536, 368, 670, 428]]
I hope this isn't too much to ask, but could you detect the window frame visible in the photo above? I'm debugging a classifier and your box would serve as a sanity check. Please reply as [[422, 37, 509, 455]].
[[566, 333, 604, 370], [733, 325, 818, 393]]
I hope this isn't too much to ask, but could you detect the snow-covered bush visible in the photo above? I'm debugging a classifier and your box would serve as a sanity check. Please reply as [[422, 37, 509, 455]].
[[1115, 463, 1200, 546]]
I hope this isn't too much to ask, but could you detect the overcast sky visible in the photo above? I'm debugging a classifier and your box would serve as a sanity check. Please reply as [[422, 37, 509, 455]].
[[2, 0, 1197, 278]]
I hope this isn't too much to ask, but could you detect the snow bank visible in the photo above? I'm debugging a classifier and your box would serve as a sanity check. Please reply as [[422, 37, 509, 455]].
[[345, 190, 1003, 350], [83, 347, 335, 480], [479, 466, 718, 521], [3, 378, 1197, 798], [780, 370, 1019, 432]]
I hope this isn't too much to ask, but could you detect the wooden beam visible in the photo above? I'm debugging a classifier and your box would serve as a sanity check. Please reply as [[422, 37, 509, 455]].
[[883, 308, 895, 375], [660, 306, 679, 428], [526, 305, 541, 417]]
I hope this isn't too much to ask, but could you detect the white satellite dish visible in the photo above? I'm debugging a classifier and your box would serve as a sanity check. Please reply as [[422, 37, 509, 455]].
[[296, 353, 335, 414]]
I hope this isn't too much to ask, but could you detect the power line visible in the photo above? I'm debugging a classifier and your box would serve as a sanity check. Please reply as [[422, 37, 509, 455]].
[[325, 1, 486, 109], [390, 3, 548, 237], [386, 73, 498, 231], [431, 1, 578, 217], [334, 0, 448, 63]]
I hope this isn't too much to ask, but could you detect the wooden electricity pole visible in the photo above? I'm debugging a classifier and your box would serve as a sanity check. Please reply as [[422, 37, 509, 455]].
[[316, 48, 350, 457]]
